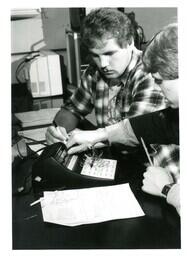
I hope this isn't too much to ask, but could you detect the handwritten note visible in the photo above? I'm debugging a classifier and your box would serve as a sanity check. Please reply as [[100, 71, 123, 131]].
[[40, 183, 145, 226], [81, 157, 117, 180]]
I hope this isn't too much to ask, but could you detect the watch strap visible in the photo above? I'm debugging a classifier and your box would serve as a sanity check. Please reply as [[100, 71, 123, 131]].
[[161, 183, 175, 197]]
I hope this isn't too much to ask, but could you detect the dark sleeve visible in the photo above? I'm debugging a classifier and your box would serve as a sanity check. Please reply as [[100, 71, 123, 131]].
[[129, 108, 179, 145], [54, 107, 80, 133]]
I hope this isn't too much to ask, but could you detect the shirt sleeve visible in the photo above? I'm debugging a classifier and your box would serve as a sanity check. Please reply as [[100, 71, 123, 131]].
[[129, 108, 179, 145], [105, 108, 179, 147], [64, 68, 94, 119], [54, 107, 80, 133], [105, 119, 139, 146], [127, 71, 168, 117]]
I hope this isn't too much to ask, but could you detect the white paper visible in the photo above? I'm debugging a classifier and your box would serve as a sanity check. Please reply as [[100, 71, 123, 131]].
[[40, 183, 145, 226], [15, 108, 59, 127], [18, 127, 47, 142]]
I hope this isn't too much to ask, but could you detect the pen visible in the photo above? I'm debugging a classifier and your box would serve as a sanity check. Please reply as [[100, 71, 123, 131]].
[[90, 157, 95, 168], [53, 120, 62, 136], [53, 120, 68, 144], [89, 146, 96, 168], [24, 214, 38, 220], [140, 137, 153, 166], [30, 198, 43, 206]]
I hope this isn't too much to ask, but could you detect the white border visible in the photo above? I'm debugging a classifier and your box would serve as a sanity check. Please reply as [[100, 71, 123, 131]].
[[2, 1, 192, 256]]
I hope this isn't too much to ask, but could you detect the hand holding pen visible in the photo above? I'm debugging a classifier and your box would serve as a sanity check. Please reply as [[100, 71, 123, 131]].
[[52, 120, 69, 144]]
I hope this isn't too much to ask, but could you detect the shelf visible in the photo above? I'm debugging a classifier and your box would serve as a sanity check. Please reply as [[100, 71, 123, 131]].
[[11, 9, 41, 20]]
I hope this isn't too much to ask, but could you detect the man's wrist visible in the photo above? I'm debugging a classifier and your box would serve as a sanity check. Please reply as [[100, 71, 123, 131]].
[[95, 128, 108, 143]]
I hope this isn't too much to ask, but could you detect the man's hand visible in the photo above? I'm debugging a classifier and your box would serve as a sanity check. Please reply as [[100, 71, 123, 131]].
[[46, 125, 69, 145], [66, 128, 107, 154], [142, 166, 174, 197]]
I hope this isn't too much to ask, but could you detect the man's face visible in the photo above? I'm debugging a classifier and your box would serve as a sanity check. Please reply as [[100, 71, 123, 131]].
[[152, 72, 179, 108], [89, 38, 133, 79]]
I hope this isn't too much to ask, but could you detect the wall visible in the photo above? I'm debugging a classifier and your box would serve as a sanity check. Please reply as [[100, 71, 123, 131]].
[[11, 8, 71, 84], [125, 7, 177, 41], [11, 7, 177, 84]]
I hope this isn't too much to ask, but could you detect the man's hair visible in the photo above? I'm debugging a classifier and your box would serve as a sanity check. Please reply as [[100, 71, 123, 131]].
[[142, 23, 178, 80], [81, 8, 134, 49]]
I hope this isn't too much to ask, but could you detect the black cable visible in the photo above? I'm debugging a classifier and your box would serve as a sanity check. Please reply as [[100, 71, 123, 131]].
[[16, 140, 25, 159], [15, 54, 40, 84], [15, 60, 26, 83]]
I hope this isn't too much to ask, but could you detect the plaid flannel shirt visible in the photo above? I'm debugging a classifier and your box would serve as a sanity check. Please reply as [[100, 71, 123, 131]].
[[64, 48, 167, 125], [63, 47, 179, 176], [151, 144, 180, 181]]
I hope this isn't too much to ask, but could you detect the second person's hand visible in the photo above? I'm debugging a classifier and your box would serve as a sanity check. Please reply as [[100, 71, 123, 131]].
[[66, 128, 107, 154]]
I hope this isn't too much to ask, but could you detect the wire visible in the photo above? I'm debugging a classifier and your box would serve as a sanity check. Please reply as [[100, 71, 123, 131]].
[[15, 60, 26, 83], [15, 54, 40, 84]]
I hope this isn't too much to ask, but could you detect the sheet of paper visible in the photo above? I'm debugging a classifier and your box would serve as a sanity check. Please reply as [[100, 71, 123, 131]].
[[40, 183, 145, 226], [15, 108, 59, 127], [28, 144, 45, 155], [81, 157, 117, 180], [18, 127, 47, 142]]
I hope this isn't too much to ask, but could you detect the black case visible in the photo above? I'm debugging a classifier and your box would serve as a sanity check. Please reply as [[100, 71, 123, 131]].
[[32, 142, 115, 195]]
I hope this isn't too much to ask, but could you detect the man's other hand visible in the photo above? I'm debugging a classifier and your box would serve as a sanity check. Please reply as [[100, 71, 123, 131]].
[[46, 125, 69, 145]]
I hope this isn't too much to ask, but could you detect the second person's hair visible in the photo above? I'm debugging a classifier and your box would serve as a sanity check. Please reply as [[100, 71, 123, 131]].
[[143, 23, 178, 80]]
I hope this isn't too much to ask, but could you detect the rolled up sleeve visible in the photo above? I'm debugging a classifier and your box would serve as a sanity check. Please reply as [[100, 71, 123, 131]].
[[105, 119, 139, 146]]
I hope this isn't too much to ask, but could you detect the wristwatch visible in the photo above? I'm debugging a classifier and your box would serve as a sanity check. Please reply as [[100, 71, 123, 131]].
[[161, 183, 175, 197]]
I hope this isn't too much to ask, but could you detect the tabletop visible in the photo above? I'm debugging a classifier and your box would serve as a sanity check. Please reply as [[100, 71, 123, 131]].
[[12, 144, 180, 250]]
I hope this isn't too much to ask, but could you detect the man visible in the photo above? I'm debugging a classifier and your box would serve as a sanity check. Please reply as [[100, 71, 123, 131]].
[[63, 13, 178, 176], [66, 23, 179, 154], [46, 8, 167, 145], [66, 23, 180, 214], [141, 23, 180, 215]]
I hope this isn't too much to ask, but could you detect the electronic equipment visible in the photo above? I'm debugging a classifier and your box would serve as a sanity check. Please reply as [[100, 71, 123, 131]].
[[32, 142, 115, 195], [66, 30, 81, 87], [27, 50, 66, 98]]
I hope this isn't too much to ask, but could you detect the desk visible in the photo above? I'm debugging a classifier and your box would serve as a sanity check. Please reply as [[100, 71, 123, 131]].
[[11, 91, 180, 249], [12, 145, 180, 249]]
